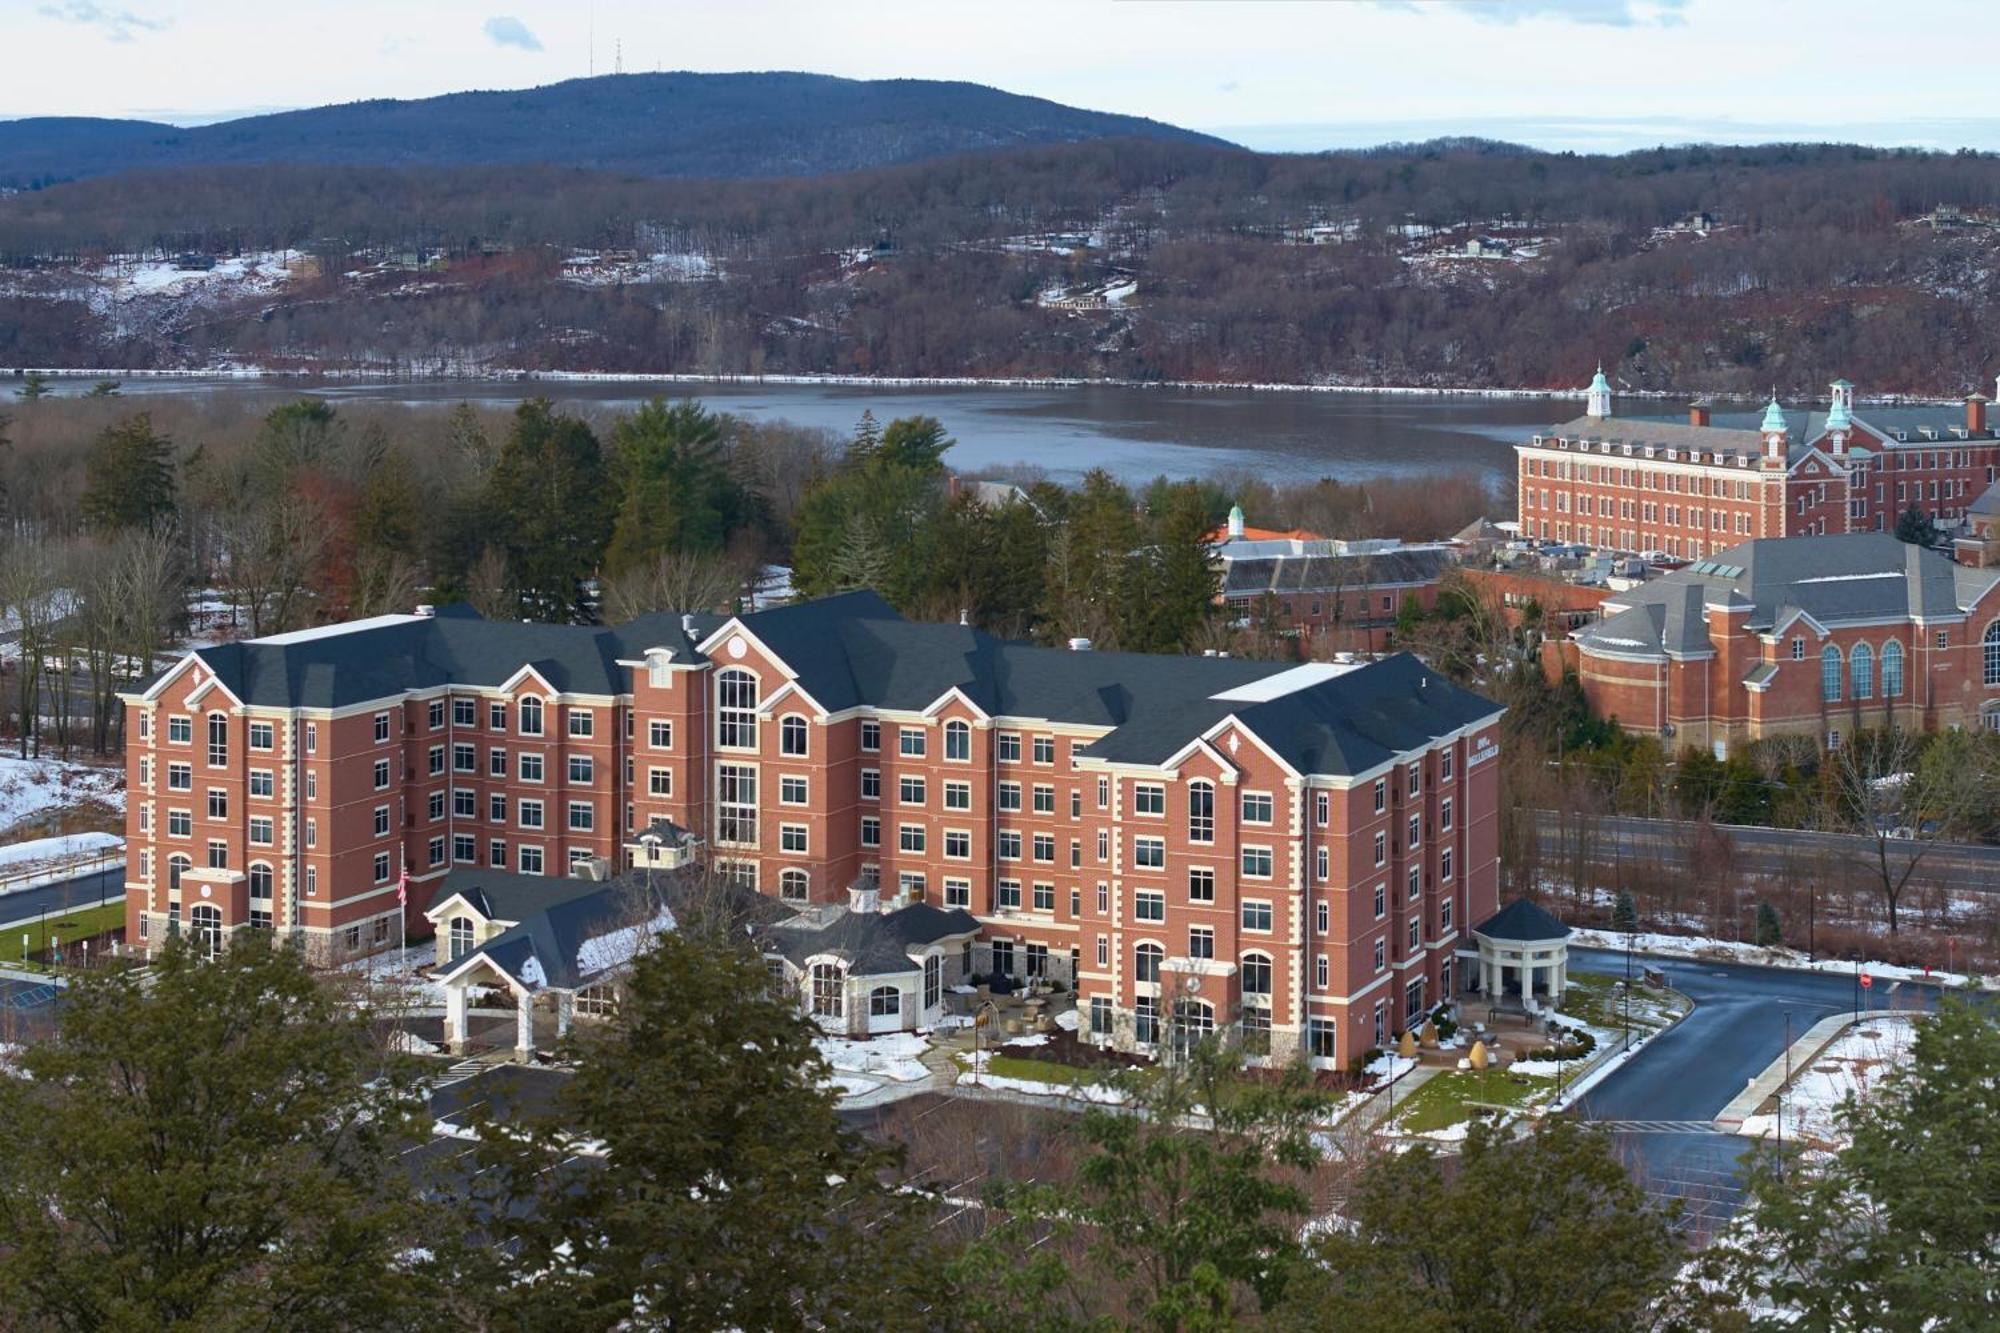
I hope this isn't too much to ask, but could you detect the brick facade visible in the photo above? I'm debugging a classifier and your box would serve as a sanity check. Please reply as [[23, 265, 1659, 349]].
[[120, 595, 1504, 1067]]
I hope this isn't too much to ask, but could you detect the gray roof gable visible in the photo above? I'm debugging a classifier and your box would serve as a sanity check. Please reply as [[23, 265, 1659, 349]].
[[762, 901, 980, 977]]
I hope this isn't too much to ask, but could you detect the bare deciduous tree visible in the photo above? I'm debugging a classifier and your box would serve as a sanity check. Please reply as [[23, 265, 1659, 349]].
[[598, 549, 753, 622]]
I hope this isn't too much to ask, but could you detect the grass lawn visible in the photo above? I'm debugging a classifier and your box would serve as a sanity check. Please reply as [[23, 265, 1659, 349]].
[[1560, 971, 1680, 1034], [3, 901, 124, 965], [1392, 1067, 1555, 1134], [979, 1053, 1116, 1086]]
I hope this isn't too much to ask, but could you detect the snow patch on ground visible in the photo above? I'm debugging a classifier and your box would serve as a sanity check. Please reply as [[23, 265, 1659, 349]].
[[1572, 928, 1985, 989], [1055, 1007, 1080, 1032], [1739, 1016, 1919, 1148], [1362, 1052, 1418, 1082], [956, 1051, 1130, 1104], [815, 1031, 931, 1083], [1001, 1032, 1050, 1048], [0, 831, 122, 889], [0, 756, 125, 835]]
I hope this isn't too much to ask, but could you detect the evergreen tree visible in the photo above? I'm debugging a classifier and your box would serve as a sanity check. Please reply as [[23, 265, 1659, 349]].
[[950, 1038, 1325, 1330], [1754, 899, 1782, 946], [458, 928, 936, 1331], [1120, 479, 1219, 653], [875, 414, 953, 472], [603, 397, 752, 573], [1893, 503, 1939, 547], [79, 412, 177, 534], [84, 379, 121, 397], [485, 398, 614, 622], [15, 372, 50, 401], [1613, 888, 1639, 933], [789, 416, 949, 606], [0, 934, 442, 1331], [1708, 1001, 2000, 1331], [1281, 1119, 1704, 1333]]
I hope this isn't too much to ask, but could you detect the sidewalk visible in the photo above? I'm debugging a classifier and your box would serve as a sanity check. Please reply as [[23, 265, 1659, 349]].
[[1716, 1011, 1858, 1128]]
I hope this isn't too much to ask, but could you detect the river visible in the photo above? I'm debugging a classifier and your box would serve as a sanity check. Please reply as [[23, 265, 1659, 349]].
[[86, 377, 1566, 489]]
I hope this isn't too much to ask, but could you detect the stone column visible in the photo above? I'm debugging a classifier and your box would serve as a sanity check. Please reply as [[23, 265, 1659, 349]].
[[515, 991, 536, 1059], [556, 991, 574, 1040], [445, 984, 468, 1053], [1520, 957, 1534, 1005]]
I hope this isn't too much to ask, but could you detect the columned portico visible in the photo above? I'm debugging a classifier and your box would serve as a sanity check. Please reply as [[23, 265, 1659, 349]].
[[1471, 899, 1572, 1012]]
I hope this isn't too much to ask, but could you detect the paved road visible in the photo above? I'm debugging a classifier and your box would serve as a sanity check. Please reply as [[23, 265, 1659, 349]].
[[1566, 946, 1940, 1233], [1537, 810, 2000, 895], [0, 865, 120, 935]]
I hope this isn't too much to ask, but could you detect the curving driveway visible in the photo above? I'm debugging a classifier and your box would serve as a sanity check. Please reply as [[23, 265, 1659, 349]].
[[1565, 946, 1941, 1232]]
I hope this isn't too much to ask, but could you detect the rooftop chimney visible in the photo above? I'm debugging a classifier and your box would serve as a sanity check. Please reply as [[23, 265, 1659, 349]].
[[1968, 393, 1989, 436], [680, 613, 695, 636], [414, 603, 436, 617], [1688, 402, 1711, 428]]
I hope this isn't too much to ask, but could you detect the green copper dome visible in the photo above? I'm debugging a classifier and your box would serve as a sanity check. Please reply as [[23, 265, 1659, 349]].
[[1760, 397, 1788, 435], [1825, 397, 1852, 433]]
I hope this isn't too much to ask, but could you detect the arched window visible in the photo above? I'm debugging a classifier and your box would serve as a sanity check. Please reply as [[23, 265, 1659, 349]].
[[519, 696, 544, 736], [248, 863, 273, 900], [923, 955, 942, 1011], [1135, 943, 1163, 986], [190, 904, 222, 961], [869, 986, 901, 1017], [1851, 642, 1874, 699], [944, 719, 971, 761], [717, 669, 758, 749], [809, 962, 845, 1018], [1821, 644, 1843, 702], [1985, 622, 2000, 687], [1882, 639, 1905, 698], [167, 854, 190, 891], [1241, 953, 1272, 997], [1170, 999, 1214, 1059], [780, 715, 809, 757], [1187, 780, 1215, 844], [449, 917, 475, 960], [779, 868, 810, 903]]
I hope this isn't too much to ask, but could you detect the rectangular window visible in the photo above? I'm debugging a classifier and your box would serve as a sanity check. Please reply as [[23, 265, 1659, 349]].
[[1033, 882, 1055, 912], [1032, 833, 1055, 863], [899, 775, 926, 806], [1241, 791, 1273, 824], [568, 802, 594, 832], [860, 720, 881, 751], [568, 756, 593, 785], [1441, 847, 1454, 881], [1135, 890, 1165, 922], [1097, 882, 1109, 913], [649, 719, 672, 749], [779, 775, 806, 805], [1242, 900, 1273, 932], [489, 749, 507, 779], [998, 781, 1021, 811], [1134, 783, 1165, 815], [944, 878, 971, 908], [1316, 900, 1330, 935], [1032, 736, 1055, 764], [944, 780, 971, 811], [899, 824, 925, 854], [1441, 797, 1453, 831], [374, 852, 392, 883], [568, 710, 594, 738], [945, 829, 971, 860], [997, 830, 1022, 860], [998, 880, 1022, 910], [454, 789, 476, 818], [489, 840, 507, 868], [373, 805, 390, 837], [1188, 867, 1215, 902], [519, 799, 544, 830], [489, 702, 507, 731], [1032, 784, 1055, 815], [860, 767, 881, 800], [429, 836, 446, 867], [248, 721, 274, 750], [1440, 751, 1454, 782], [428, 700, 445, 730], [519, 846, 545, 876], [168, 715, 192, 744], [1317, 955, 1331, 989], [898, 728, 926, 758], [373, 712, 391, 744], [428, 791, 445, 821], [168, 762, 192, 791], [490, 794, 506, 823], [428, 745, 445, 776], [1374, 938, 1386, 971], [454, 835, 476, 862], [1241, 846, 1274, 878], [781, 823, 808, 853], [1315, 845, 1329, 881], [1373, 778, 1387, 814], [717, 765, 758, 845], [1374, 831, 1387, 866], [208, 714, 229, 766], [168, 810, 192, 837], [1374, 882, 1386, 918], [998, 733, 1021, 763], [453, 698, 476, 727], [1315, 791, 1330, 826], [249, 817, 274, 846], [1408, 814, 1421, 849], [649, 768, 674, 797], [207, 788, 227, 819], [1134, 836, 1166, 869], [374, 758, 391, 790], [860, 816, 880, 848], [454, 744, 475, 773], [1188, 926, 1214, 960]]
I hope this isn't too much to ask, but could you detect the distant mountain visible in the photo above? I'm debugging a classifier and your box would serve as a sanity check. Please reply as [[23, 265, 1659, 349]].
[[0, 72, 1235, 186]]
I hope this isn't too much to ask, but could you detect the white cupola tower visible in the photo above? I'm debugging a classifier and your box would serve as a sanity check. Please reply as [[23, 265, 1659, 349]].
[[1585, 364, 1613, 419], [1760, 395, 1790, 465], [1829, 378, 1855, 416]]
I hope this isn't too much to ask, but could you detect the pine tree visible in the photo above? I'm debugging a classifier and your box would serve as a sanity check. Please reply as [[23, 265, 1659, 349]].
[[1754, 899, 1782, 946], [84, 379, 121, 397], [457, 928, 937, 1331], [1708, 1001, 2000, 1330], [0, 933, 443, 1330], [603, 397, 751, 573], [79, 412, 177, 534], [15, 372, 50, 401], [485, 398, 614, 622], [1893, 503, 1939, 547], [1613, 888, 1639, 933]]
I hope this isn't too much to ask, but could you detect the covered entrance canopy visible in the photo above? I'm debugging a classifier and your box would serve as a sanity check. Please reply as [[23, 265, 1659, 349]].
[[1471, 898, 1572, 1011]]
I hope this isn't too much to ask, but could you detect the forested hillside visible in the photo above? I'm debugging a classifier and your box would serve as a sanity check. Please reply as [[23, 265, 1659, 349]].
[[7, 138, 2000, 392], [0, 72, 1227, 187]]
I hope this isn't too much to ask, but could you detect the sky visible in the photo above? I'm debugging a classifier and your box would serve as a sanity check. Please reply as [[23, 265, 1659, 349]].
[[8, 0, 2000, 154]]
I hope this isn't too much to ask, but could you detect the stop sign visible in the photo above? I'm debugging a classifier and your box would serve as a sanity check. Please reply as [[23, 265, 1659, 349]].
[[1860, 972, 1874, 990]]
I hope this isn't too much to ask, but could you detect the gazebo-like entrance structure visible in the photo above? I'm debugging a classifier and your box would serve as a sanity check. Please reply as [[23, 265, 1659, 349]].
[[1471, 899, 1572, 1011]]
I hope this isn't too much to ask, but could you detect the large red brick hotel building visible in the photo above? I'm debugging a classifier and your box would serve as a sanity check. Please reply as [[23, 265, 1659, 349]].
[[1518, 370, 2000, 558], [119, 592, 1502, 1065]]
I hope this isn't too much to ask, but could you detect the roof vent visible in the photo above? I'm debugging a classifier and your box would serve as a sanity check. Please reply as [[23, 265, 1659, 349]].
[[414, 604, 435, 617], [959, 608, 970, 626], [1067, 637, 1092, 652], [680, 613, 695, 636]]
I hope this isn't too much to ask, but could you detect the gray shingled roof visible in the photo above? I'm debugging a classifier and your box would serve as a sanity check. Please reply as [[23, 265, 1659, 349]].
[[1574, 534, 1998, 661], [1474, 898, 1570, 942], [760, 901, 980, 978], [189, 604, 724, 709], [1219, 546, 1456, 599], [429, 867, 607, 926]]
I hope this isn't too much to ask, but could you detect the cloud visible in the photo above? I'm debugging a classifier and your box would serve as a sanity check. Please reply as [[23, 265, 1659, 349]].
[[482, 15, 544, 52], [1379, 0, 1688, 27], [35, 1, 168, 42]]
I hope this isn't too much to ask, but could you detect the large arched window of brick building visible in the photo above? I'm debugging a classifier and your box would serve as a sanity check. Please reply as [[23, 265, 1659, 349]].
[[1187, 780, 1215, 844], [449, 916, 474, 960], [1985, 622, 2000, 687], [1851, 642, 1874, 700], [717, 668, 758, 750], [1821, 645, 1843, 702], [191, 904, 222, 961], [779, 867, 810, 902], [1883, 639, 1905, 697], [809, 962, 845, 1018], [944, 719, 971, 761]]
